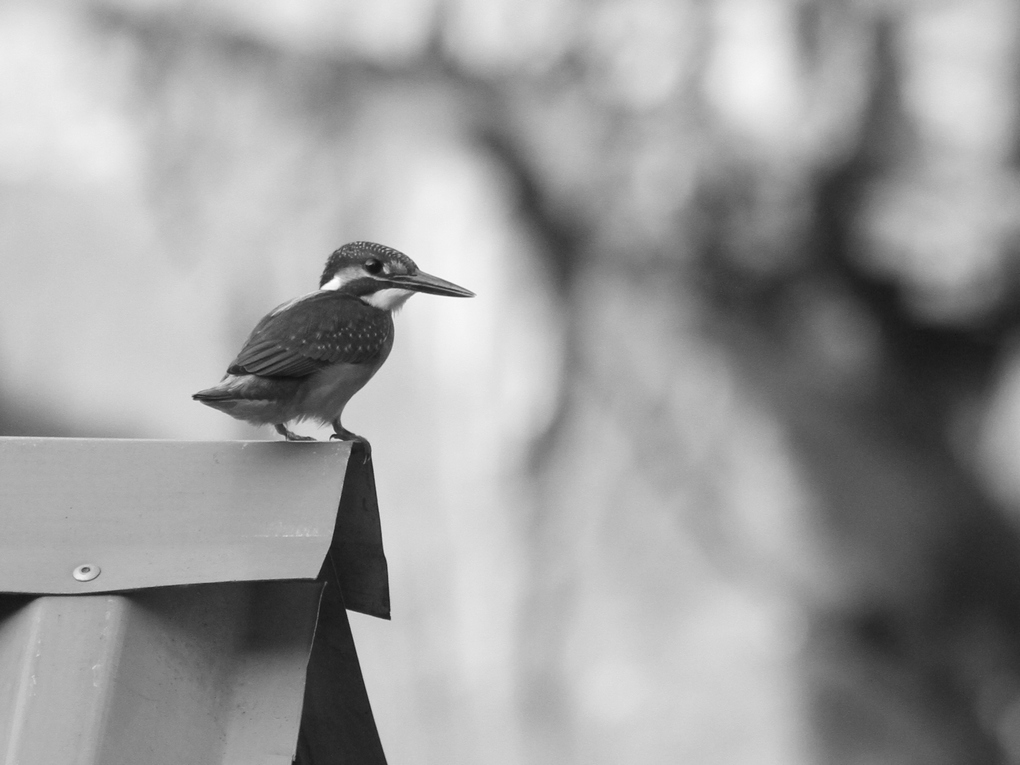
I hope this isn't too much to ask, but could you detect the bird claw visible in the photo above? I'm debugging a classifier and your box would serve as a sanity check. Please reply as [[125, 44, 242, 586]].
[[275, 424, 317, 442], [330, 426, 371, 463]]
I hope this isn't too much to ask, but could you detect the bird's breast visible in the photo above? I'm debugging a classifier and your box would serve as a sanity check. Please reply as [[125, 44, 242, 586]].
[[295, 341, 392, 423]]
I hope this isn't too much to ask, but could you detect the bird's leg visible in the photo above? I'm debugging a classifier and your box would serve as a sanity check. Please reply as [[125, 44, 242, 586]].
[[330, 420, 372, 461], [275, 423, 317, 442]]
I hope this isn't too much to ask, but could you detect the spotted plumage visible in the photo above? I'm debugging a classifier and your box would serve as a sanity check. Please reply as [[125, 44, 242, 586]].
[[193, 241, 474, 444], [227, 291, 394, 377]]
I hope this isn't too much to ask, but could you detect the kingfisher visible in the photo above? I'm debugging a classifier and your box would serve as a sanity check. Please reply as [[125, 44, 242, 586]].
[[193, 241, 474, 445]]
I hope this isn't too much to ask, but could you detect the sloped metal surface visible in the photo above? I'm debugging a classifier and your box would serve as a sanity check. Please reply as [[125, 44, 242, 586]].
[[0, 438, 351, 594]]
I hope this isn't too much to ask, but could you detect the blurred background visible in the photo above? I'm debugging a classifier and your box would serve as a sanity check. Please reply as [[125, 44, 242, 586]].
[[4, 0, 1020, 762]]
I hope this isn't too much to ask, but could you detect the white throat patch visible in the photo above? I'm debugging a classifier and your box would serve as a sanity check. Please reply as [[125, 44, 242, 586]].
[[362, 288, 415, 311]]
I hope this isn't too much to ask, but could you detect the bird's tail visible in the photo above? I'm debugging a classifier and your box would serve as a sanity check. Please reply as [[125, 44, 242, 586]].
[[193, 374, 303, 411], [192, 386, 233, 401], [192, 378, 246, 411]]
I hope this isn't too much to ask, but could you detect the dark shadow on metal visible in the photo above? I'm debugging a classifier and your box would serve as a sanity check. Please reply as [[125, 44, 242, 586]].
[[329, 440, 390, 621], [296, 440, 389, 765]]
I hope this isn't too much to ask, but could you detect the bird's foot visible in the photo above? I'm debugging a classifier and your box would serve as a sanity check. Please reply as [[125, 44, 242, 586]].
[[330, 423, 371, 462], [275, 423, 317, 442]]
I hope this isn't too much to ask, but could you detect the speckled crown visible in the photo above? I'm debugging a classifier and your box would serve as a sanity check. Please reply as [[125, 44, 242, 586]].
[[319, 241, 416, 287]]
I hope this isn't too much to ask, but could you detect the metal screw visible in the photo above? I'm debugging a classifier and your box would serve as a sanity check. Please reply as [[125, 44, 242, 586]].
[[73, 564, 100, 582]]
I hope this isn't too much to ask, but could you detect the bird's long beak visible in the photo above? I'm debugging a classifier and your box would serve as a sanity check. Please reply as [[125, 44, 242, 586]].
[[392, 270, 475, 298]]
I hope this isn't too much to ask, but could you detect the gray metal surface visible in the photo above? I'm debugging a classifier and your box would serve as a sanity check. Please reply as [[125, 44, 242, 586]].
[[0, 438, 391, 763], [0, 583, 322, 765], [0, 438, 351, 594]]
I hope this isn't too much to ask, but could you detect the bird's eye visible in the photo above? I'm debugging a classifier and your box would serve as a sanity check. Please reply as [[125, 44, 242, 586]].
[[364, 258, 384, 275]]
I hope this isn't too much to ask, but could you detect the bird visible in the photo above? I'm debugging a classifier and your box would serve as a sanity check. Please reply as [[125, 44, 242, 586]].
[[193, 241, 474, 447]]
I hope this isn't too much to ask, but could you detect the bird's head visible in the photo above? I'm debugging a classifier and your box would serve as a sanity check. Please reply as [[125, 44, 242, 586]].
[[319, 241, 475, 311]]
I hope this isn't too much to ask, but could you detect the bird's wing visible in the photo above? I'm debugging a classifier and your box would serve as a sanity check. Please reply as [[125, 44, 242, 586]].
[[227, 291, 393, 377]]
